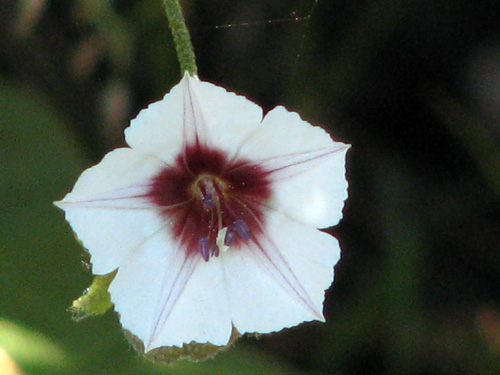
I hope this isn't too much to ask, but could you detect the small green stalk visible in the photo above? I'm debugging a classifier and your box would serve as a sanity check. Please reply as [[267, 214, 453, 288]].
[[163, 0, 198, 76]]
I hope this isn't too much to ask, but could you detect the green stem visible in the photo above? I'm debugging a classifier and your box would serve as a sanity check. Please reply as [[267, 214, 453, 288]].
[[163, 0, 198, 76]]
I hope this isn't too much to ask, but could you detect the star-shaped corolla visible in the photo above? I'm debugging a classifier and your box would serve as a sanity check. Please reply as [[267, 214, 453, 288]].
[[56, 73, 350, 352]]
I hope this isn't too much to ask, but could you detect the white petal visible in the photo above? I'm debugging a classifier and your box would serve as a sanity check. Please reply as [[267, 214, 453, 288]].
[[110, 231, 232, 351], [147, 255, 232, 350], [56, 148, 167, 274], [238, 106, 349, 228], [266, 146, 349, 228], [239, 106, 338, 159], [124, 80, 185, 164], [57, 148, 166, 203], [125, 74, 263, 163], [222, 210, 340, 335], [184, 75, 263, 152]]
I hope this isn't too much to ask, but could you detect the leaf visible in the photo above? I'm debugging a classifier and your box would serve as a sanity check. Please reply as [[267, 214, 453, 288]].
[[69, 270, 117, 320]]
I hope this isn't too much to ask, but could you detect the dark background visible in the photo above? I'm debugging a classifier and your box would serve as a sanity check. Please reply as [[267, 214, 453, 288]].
[[1, 0, 500, 374]]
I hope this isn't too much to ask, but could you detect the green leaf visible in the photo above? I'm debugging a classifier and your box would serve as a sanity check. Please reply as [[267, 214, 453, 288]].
[[69, 271, 117, 320]]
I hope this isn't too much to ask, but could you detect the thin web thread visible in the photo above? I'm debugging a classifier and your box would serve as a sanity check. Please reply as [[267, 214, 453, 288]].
[[206, 1, 317, 30], [197, 0, 319, 95]]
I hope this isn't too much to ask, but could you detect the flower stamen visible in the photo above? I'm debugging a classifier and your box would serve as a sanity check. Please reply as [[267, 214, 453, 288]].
[[233, 219, 251, 240], [198, 237, 210, 262], [223, 225, 236, 246]]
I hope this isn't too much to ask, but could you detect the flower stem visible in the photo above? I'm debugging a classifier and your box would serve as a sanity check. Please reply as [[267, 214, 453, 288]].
[[163, 0, 198, 76]]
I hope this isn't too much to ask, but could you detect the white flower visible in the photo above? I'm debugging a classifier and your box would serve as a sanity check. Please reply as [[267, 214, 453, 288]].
[[56, 73, 350, 352]]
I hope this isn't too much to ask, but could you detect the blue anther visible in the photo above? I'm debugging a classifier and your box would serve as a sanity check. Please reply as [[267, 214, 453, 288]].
[[199, 237, 210, 262], [224, 225, 237, 246], [234, 219, 251, 241]]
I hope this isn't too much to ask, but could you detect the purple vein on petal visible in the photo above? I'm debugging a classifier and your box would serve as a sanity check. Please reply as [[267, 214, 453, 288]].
[[233, 197, 321, 319], [56, 184, 192, 212], [250, 229, 322, 319], [182, 76, 209, 150], [230, 146, 348, 182], [146, 249, 200, 350], [145, 210, 202, 349], [107, 207, 199, 350], [56, 184, 154, 209]]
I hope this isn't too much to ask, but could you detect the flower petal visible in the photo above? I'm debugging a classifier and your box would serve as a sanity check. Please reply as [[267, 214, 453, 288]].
[[124, 81, 184, 164], [237, 106, 349, 228], [125, 74, 263, 164], [184, 76, 263, 153], [222, 209, 340, 335], [57, 148, 167, 204], [110, 231, 232, 351], [56, 148, 168, 274]]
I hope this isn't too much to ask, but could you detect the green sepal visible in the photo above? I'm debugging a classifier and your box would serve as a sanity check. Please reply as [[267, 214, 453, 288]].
[[124, 327, 242, 364], [69, 270, 117, 321]]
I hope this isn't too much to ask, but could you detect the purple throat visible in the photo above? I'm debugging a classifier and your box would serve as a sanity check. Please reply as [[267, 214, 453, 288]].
[[147, 144, 272, 261]]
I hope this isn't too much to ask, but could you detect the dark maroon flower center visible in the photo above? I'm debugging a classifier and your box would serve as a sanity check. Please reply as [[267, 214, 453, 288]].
[[148, 144, 272, 261]]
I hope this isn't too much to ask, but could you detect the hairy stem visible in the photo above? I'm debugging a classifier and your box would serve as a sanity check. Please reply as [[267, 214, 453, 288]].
[[163, 0, 198, 76]]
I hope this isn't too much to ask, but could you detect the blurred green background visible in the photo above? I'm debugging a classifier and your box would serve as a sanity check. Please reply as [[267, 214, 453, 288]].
[[1, 0, 500, 374]]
